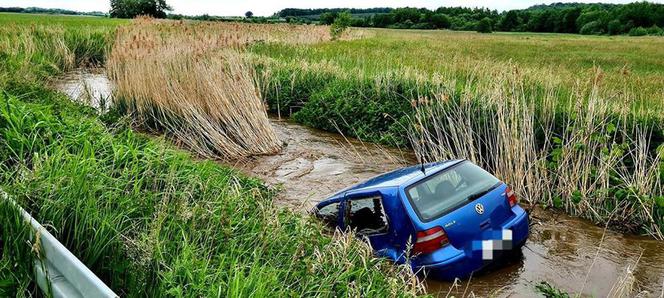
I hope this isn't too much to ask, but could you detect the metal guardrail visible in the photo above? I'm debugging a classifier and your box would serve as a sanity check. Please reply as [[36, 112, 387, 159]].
[[2, 190, 118, 298]]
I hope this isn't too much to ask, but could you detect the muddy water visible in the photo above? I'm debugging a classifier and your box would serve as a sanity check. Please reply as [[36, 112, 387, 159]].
[[231, 118, 414, 210], [54, 69, 112, 111], [57, 70, 664, 297], [430, 207, 664, 297]]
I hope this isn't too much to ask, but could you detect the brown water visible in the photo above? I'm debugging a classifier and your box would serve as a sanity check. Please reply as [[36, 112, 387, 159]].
[[54, 68, 112, 111], [57, 70, 664, 297], [231, 118, 414, 210]]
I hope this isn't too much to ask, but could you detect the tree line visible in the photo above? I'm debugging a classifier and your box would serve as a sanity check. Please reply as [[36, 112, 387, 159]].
[[275, 8, 392, 18], [4, 1, 663, 36], [110, 0, 171, 19], [0, 6, 106, 16], [281, 2, 664, 35]]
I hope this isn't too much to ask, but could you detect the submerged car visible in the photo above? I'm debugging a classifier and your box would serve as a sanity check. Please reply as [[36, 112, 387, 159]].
[[314, 159, 529, 280]]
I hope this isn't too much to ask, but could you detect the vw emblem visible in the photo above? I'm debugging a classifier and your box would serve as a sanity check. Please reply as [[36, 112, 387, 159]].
[[475, 203, 485, 215]]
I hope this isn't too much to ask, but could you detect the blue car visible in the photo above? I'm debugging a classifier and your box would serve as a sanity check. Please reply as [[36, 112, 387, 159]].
[[314, 159, 529, 280]]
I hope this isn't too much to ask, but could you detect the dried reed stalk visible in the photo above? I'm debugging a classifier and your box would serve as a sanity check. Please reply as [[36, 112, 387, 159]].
[[108, 18, 330, 159]]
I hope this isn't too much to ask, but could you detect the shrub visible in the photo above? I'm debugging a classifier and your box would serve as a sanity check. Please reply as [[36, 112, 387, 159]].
[[330, 11, 352, 40], [580, 21, 604, 35], [628, 26, 648, 36], [411, 22, 433, 30], [647, 25, 663, 36]]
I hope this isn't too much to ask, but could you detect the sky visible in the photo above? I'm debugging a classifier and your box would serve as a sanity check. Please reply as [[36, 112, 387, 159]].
[[0, 0, 661, 16]]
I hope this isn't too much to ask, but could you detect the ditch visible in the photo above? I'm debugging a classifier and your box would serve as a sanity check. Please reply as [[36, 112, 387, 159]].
[[56, 69, 664, 297]]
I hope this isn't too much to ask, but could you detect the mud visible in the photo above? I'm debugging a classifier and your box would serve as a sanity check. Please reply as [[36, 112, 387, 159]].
[[57, 70, 664, 297]]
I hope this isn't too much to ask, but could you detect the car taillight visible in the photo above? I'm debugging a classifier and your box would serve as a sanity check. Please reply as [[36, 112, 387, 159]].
[[506, 187, 518, 207], [413, 226, 449, 255]]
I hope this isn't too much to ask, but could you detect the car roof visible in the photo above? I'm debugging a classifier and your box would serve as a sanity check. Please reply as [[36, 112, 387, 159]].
[[340, 159, 463, 194]]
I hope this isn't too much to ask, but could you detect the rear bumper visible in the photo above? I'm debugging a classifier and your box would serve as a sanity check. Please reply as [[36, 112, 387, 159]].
[[414, 206, 529, 280]]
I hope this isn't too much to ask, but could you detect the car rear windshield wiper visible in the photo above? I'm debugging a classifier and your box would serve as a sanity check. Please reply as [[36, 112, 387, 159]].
[[466, 183, 500, 201]]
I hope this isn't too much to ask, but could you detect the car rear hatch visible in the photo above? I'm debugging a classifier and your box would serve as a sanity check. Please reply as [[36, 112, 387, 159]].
[[405, 161, 516, 252], [432, 183, 513, 249]]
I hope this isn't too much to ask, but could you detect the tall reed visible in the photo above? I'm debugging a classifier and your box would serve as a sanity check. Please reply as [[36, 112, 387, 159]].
[[108, 19, 333, 159], [408, 62, 663, 238]]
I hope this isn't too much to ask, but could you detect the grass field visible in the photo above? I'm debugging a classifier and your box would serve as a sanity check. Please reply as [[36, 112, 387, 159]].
[[0, 12, 662, 296], [252, 28, 664, 118]]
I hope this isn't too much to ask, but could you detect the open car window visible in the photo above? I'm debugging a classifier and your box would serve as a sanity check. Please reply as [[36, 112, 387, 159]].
[[315, 202, 340, 228], [345, 196, 389, 236]]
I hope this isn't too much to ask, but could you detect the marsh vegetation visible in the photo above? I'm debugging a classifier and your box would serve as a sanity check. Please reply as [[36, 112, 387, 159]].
[[0, 11, 663, 297], [251, 29, 664, 238]]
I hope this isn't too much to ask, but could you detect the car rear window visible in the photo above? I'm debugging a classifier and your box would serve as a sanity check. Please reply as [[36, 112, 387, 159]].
[[406, 161, 500, 222]]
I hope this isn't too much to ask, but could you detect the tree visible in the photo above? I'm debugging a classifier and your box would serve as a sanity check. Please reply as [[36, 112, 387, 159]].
[[392, 7, 421, 24], [476, 17, 493, 33], [576, 9, 609, 32], [607, 19, 622, 35], [245, 11, 253, 18], [430, 13, 451, 29], [499, 10, 519, 31], [560, 7, 581, 33], [319, 12, 337, 25], [330, 11, 352, 40], [110, 0, 171, 18], [371, 13, 394, 27]]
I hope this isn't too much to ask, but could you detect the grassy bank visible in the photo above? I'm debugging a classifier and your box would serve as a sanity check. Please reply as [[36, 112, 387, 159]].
[[0, 14, 423, 296], [250, 28, 664, 238], [251, 29, 664, 145], [0, 91, 421, 296]]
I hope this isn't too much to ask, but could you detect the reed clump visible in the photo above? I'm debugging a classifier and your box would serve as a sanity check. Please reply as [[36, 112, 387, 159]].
[[108, 19, 334, 159]]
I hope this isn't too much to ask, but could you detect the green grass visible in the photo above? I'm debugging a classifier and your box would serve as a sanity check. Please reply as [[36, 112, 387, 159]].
[[0, 14, 422, 297], [0, 90, 419, 296], [251, 28, 664, 117], [0, 12, 126, 27], [249, 27, 664, 149], [0, 13, 125, 94], [535, 281, 571, 298], [0, 13, 662, 296]]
